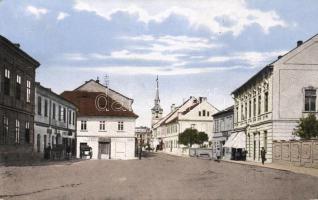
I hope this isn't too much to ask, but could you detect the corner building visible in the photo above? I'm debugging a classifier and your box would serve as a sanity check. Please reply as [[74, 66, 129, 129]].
[[62, 79, 138, 160], [232, 34, 318, 163]]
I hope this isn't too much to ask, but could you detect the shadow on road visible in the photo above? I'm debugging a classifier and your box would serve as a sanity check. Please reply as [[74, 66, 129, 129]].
[[0, 158, 83, 167]]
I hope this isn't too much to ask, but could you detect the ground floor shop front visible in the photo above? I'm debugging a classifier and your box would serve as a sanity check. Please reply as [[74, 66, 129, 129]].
[[77, 136, 135, 160], [34, 125, 76, 157]]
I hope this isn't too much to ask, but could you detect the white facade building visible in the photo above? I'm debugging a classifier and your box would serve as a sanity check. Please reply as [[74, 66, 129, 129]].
[[232, 34, 318, 163], [152, 96, 219, 155], [62, 79, 138, 160], [34, 83, 77, 155]]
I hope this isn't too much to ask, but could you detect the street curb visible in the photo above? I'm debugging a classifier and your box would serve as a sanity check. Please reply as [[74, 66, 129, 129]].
[[220, 159, 318, 177]]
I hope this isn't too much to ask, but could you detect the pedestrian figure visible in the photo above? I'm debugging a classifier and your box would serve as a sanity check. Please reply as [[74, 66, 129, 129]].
[[216, 148, 221, 162], [48, 143, 51, 159], [261, 147, 266, 165]]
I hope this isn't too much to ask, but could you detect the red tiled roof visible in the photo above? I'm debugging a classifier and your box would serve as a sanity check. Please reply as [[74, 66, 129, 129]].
[[61, 91, 138, 118]]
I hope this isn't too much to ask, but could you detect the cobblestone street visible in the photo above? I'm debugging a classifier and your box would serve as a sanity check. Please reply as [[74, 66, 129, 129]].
[[1, 153, 318, 200]]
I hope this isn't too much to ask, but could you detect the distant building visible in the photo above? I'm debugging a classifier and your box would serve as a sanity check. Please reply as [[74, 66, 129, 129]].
[[152, 96, 219, 155], [151, 76, 163, 126], [212, 106, 234, 159], [34, 83, 77, 156], [135, 126, 152, 146], [61, 79, 138, 160], [232, 34, 318, 163], [0, 35, 40, 161]]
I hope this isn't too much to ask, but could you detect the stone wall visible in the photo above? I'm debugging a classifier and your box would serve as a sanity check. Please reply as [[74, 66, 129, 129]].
[[273, 140, 318, 168]]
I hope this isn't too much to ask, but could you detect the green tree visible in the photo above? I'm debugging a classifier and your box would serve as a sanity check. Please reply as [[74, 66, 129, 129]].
[[196, 131, 209, 146], [178, 128, 198, 147], [293, 113, 318, 139]]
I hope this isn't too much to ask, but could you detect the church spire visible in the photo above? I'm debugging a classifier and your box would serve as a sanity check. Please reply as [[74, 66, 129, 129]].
[[155, 75, 160, 105], [151, 75, 163, 125]]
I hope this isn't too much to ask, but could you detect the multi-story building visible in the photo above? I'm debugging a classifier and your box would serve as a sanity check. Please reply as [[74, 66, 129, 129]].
[[61, 79, 138, 160], [34, 83, 77, 155], [232, 34, 318, 163], [152, 95, 219, 155], [212, 106, 234, 158], [135, 126, 152, 146], [0, 35, 40, 161]]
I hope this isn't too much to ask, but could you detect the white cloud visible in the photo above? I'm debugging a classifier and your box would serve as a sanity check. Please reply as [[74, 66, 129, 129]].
[[206, 50, 288, 67], [74, 0, 287, 35], [26, 5, 48, 19], [121, 35, 220, 53], [108, 50, 182, 62], [63, 53, 88, 61], [63, 50, 183, 62], [56, 65, 247, 76], [57, 12, 70, 21]]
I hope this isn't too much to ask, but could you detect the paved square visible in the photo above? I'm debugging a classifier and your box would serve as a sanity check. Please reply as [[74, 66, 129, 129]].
[[1, 153, 318, 200]]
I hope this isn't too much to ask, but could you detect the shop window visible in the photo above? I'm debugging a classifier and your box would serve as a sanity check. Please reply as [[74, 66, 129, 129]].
[[25, 122, 30, 143], [2, 116, 8, 144], [15, 120, 20, 144]]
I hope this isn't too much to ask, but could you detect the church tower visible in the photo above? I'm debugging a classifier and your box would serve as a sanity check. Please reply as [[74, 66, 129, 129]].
[[151, 76, 163, 126]]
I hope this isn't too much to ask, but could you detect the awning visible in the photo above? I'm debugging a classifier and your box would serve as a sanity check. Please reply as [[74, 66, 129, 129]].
[[223, 132, 246, 149], [223, 133, 237, 148], [232, 132, 246, 149]]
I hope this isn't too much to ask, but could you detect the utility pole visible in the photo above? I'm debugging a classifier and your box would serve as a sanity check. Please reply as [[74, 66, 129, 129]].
[[139, 134, 142, 160]]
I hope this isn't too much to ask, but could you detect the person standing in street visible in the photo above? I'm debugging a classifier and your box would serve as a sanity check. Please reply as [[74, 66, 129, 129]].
[[216, 148, 221, 162], [261, 147, 266, 165]]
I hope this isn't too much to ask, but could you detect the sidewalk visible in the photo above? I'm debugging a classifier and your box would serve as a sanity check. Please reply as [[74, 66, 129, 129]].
[[222, 159, 318, 177]]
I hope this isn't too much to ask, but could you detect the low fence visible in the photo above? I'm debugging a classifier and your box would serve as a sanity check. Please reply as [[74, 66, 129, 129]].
[[273, 140, 318, 168], [189, 148, 213, 159]]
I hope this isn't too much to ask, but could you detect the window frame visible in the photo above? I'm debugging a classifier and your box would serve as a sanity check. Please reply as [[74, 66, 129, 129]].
[[16, 74, 21, 100], [26, 80, 31, 103], [304, 88, 316, 112], [15, 119, 20, 144], [37, 96, 42, 115], [81, 120, 87, 131], [99, 121, 106, 131], [118, 121, 124, 131], [4, 68, 10, 95]]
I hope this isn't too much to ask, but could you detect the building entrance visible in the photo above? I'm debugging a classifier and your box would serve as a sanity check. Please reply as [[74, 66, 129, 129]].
[[99, 142, 111, 159]]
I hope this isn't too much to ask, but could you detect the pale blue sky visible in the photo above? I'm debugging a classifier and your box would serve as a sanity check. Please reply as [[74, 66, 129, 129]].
[[1, 0, 317, 126]]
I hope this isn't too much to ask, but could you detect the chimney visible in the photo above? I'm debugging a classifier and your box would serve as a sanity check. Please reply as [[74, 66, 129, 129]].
[[199, 97, 207, 103], [277, 55, 283, 59], [297, 40, 303, 47], [96, 77, 100, 83], [171, 104, 176, 112], [14, 43, 20, 48]]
